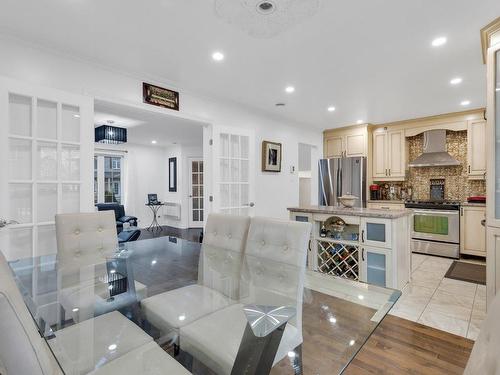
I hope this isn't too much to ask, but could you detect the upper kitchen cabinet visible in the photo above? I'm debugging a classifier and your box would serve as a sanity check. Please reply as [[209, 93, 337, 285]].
[[371, 129, 406, 181], [324, 124, 367, 158], [467, 119, 486, 179]]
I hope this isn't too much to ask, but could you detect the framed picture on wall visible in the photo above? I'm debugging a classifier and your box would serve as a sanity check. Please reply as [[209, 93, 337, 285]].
[[169, 157, 177, 192], [262, 141, 282, 172]]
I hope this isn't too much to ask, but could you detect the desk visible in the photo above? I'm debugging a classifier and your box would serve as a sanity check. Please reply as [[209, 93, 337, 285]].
[[146, 203, 164, 232]]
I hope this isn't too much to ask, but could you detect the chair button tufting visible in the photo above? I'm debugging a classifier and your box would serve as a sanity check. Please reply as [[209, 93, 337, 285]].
[[74, 229, 80, 235], [283, 245, 289, 251], [98, 227, 103, 232], [213, 231, 217, 236], [227, 233, 232, 239], [261, 240, 266, 247]]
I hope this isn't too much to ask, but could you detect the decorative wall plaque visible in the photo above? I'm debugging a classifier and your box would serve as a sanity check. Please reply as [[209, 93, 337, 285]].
[[143, 82, 179, 111]]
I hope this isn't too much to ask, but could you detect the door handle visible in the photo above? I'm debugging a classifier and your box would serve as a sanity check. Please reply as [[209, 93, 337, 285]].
[[481, 219, 486, 227], [388, 169, 391, 176], [361, 230, 365, 243], [468, 165, 471, 174], [243, 202, 255, 207], [362, 248, 365, 261], [0, 219, 18, 228]]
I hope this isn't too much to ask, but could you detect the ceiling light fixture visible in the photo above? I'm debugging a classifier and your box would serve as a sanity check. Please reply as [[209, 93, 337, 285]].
[[95, 125, 127, 144], [358, 295, 364, 300], [212, 51, 225, 61], [431, 36, 447, 47], [285, 86, 295, 93], [460, 100, 471, 106], [349, 340, 355, 346], [73, 114, 80, 118], [108, 344, 117, 351], [327, 106, 336, 112], [329, 316, 337, 323], [178, 314, 186, 321], [357, 120, 364, 124], [287, 351, 296, 358], [151, 140, 157, 144], [450, 77, 462, 85]]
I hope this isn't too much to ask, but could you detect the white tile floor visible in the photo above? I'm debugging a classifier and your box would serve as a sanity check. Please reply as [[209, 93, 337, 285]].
[[389, 253, 486, 340]]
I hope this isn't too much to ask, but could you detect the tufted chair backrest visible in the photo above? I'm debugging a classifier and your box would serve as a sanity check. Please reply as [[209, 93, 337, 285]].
[[198, 214, 251, 299], [0, 251, 63, 374], [464, 292, 500, 374], [55, 211, 118, 274], [240, 217, 311, 336]]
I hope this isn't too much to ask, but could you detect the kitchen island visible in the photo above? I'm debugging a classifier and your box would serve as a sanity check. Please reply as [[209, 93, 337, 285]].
[[288, 205, 411, 289]]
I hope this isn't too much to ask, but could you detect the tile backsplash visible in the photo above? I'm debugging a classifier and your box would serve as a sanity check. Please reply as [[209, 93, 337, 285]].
[[375, 130, 486, 201]]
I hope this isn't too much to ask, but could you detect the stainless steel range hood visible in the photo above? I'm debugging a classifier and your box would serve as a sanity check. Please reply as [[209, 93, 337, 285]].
[[408, 129, 460, 167]]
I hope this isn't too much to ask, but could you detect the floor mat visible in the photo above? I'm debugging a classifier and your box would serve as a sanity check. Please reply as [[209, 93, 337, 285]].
[[445, 261, 486, 285]]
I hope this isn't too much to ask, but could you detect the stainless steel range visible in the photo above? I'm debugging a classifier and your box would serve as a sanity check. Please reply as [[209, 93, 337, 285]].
[[405, 200, 460, 259]]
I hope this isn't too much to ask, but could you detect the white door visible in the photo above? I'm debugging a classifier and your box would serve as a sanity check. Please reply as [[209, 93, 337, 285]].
[[212, 126, 255, 216], [188, 158, 204, 228], [0, 77, 93, 261]]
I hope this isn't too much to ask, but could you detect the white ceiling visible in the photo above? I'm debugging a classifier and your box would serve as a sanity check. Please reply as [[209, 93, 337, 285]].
[[1, 0, 499, 129], [94, 100, 203, 147]]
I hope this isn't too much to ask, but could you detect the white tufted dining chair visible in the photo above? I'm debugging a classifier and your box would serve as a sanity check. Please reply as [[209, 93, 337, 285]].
[[464, 292, 500, 374], [55, 211, 147, 322], [179, 216, 311, 375], [140, 214, 251, 342]]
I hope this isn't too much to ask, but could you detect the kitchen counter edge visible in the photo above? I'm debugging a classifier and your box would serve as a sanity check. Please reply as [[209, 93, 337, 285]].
[[288, 206, 411, 219]]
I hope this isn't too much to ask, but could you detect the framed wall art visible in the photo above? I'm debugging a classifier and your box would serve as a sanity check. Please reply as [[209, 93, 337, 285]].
[[262, 141, 282, 172], [169, 157, 177, 192]]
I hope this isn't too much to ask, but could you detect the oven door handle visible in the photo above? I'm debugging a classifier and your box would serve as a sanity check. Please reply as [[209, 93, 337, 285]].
[[412, 210, 459, 215]]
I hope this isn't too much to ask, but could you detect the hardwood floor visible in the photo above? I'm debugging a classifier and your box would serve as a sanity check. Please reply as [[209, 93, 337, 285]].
[[344, 315, 474, 374]]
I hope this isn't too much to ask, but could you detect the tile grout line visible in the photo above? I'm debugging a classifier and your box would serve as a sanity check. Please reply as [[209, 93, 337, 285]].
[[466, 284, 479, 339]]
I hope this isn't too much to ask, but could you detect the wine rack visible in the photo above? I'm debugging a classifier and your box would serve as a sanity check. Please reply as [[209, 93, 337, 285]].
[[317, 240, 359, 281]]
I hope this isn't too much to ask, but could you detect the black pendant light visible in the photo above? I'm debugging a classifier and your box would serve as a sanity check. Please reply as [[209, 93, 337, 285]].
[[95, 120, 127, 144]]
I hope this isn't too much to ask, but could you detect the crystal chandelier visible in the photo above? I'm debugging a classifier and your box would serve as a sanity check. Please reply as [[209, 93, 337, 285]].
[[214, 0, 321, 38]]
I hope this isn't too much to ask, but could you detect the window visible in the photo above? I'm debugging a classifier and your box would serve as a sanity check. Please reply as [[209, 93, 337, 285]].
[[94, 154, 123, 204]]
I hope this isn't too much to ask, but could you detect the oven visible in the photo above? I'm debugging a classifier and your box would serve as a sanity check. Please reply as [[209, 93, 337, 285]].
[[405, 202, 460, 259]]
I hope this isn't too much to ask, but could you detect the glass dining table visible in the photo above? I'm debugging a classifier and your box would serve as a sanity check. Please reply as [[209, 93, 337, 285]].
[[7, 235, 401, 375]]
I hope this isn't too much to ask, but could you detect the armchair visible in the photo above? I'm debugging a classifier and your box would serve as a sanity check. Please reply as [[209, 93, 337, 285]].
[[96, 203, 137, 232]]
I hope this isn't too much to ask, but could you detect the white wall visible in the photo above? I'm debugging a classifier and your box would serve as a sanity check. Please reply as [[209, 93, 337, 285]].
[[0, 36, 322, 219]]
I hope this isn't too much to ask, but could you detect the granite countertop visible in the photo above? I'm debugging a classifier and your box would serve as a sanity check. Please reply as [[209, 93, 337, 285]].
[[461, 201, 486, 207], [288, 205, 411, 219]]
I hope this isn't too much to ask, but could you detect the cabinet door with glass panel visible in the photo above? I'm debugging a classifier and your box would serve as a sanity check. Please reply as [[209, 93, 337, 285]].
[[360, 246, 392, 288], [360, 217, 392, 249]]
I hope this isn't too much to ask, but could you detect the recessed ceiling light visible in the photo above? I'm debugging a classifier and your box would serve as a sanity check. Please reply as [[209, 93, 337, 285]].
[[357, 120, 364, 124], [108, 344, 117, 351], [151, 140, 157, 144], [431, 36, 447, 47], [329, 316, 337, 323], [349, 340, 355, 346], [327, 106, 336, 112], [212, 51, 224, 61], [285, 86, 295, 93], [287, 351, 296, 358], [73, 114, 80, 118], [72, 308, 79, 312], [358, 295, 364, 300], [151, 259, 157, 265], [450, 77, 462, 85], [460, 100, 471, 106], [178, 314, 186, 321]]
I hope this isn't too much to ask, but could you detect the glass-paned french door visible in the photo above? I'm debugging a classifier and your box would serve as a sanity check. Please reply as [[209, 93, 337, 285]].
[[94, 154, 124, 204], [213, 126, 255, 216], [0, 77, 93, 261], [189, 158, 204, 228]]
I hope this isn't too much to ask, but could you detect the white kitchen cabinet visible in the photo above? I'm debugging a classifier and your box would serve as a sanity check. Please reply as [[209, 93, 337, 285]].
[[371, 129, 406, 180], [325, 136, 343, 158], [460, 205, 486, 257], [324, 127, 366, 158], [360, 217, 392, 248], [467, 119, 486, 179], [360, 246, 392, 288], [345, 133, 365, 157]]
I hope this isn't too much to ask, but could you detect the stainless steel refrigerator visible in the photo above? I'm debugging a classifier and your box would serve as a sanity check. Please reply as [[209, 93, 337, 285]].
[[318, 157, 367, 208]]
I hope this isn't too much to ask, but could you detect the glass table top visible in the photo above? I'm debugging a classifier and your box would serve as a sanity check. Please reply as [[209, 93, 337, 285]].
[[7, 235, 401, 375]]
